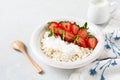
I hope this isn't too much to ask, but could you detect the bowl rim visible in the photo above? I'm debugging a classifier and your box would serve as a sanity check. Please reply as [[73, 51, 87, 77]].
[[30, 17, 104, 69]]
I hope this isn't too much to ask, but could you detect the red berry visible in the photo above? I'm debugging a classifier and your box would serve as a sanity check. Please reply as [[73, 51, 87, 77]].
[[48, 22, 59, 30], [86, 37, 98, 49], [71, 24, 79, 35], [59, 21, 72, 31], [64, 31, 75, 42], [77, 29, 88, 39]]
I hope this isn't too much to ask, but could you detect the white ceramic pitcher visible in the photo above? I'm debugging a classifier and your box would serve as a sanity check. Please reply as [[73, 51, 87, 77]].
[[87, 0, 118, 24]]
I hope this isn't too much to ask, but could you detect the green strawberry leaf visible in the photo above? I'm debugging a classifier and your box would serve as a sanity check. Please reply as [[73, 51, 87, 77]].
[[80, 22, 88, 29], [47, 22, 52, 29], [73, 22, 80, 28], [74, 34, 80, 43], [59, 30, 64, 34], [59, 30, 65, 40], [88, 32, 95, 38], [84, 22, 87, 28], [48, 29, 54, 37]]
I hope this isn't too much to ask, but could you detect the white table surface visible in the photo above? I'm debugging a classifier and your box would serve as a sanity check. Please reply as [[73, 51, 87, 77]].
[[1, 0, 120, 80]]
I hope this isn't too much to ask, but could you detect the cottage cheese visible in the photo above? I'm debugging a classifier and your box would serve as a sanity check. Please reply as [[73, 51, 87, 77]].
[[41, 31, 93, 62]]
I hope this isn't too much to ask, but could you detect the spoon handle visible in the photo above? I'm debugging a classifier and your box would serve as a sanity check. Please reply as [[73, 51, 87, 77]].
[[23, 51, 42, 73]]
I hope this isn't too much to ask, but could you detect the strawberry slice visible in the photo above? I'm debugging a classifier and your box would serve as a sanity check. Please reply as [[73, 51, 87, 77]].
[[74, 35, 87, 48], [86, 37, 98, 49], [78, 37, 87, 48], [64, 31, 75, 42], [54, 28, 64, 36], [77, 29, 88, 39], [59, 21, 72, 31], [77, 22, 88, 39], [71, 23, 80, 35], [48, 22, 59, 30]]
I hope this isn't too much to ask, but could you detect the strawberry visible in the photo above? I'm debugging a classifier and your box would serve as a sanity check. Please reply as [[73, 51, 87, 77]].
[[74, 35, 87, 48], [47, 21, 98, 49], [71, 22, 80, 35], [48, 22, 59, 30], [77, 29, 88, 39], [59, 21, 72, 31], [77, 22, 88, 39], [54, 28, 64, 36], [64, 31, 75, 42], [78, 37, 87, 48], [86, 36, 98, 49]]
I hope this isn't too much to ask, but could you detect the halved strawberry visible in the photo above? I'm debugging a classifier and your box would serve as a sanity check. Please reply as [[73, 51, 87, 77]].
[[74, 35, 87, 48], [86, 37, 98, 49], [59, 21, 72, 31], [54, 28, 63, 36], [71, 23, 80, 35], [77, 29, 88, 39], [77, 22, 88, 39], [48, 22, 59, 30], [64, 31, 75, 42]]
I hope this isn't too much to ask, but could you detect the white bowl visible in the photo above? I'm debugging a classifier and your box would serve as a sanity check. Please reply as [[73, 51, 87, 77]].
[[30, 18, 104, 69]]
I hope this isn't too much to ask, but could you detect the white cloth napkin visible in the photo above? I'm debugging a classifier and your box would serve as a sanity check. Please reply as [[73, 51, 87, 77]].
[[69, 9, 120, 80], [69, 58, 120, 80], [99, 9, 120, 59], [99, 28, 120, 59]]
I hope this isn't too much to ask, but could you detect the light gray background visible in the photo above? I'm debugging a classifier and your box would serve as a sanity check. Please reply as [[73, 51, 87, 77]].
[[0, 0, 120, 80]]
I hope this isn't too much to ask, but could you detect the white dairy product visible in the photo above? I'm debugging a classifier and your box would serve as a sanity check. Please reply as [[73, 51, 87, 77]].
[[42, 32, 82, 54], [41, 31, 93, 62]]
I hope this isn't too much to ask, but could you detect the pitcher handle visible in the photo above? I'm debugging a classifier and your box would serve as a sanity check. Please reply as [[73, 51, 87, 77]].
[[110, 1, 118, 13]]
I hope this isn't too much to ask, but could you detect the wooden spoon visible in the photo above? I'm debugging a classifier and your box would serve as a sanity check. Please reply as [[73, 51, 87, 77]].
[[11, 40, 42, 74]]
